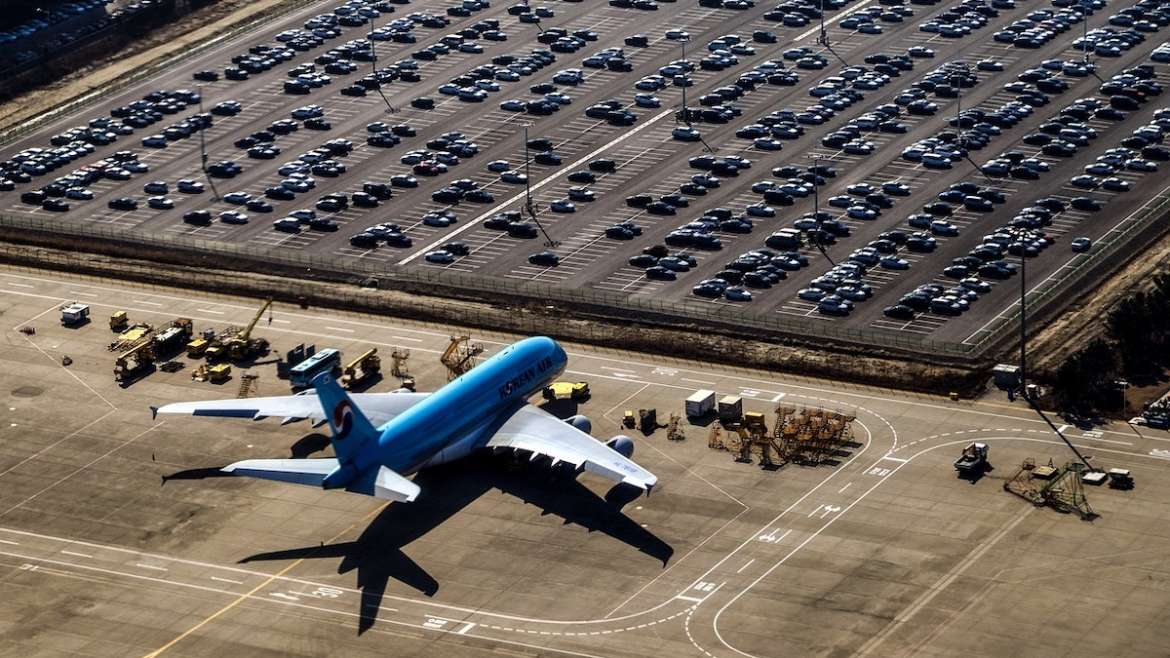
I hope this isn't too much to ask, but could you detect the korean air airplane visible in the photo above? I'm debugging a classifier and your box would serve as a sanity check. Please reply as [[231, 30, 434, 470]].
[[153, 336, 656, 502]]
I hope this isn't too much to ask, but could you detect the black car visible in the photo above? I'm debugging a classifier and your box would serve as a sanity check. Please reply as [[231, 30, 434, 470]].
[[567, 170, 596, 183], [589, 158, 617, 172], [265, 186, 296, 200], [20, 190, 46, 205], [183, 209, 212, 225]]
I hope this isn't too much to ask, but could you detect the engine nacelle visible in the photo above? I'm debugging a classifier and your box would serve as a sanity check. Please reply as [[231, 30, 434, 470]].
[[606, 435, 635, 458], [566, 414, 592, 435]]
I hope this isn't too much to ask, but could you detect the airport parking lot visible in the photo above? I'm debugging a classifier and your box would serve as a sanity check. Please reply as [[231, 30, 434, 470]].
[[3, 268, 1170, 656], [2, 0, 1170, 349]]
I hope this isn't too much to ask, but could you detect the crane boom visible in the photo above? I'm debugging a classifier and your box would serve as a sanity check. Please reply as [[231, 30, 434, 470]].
[[240, 299, 273, 343]]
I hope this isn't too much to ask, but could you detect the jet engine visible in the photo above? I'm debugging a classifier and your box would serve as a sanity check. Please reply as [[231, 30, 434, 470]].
[[606, 435, 635, 458], [565, 414, 592, 434]]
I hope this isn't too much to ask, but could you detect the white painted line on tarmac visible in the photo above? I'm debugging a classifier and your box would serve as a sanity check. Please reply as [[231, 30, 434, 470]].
[[736, 558, 755, 574], [681, 378, 716, 385], [0, 539, 19, 545], [1056, 424, 1069, 433], [675, 594, 705, 603], [196, 308, 225, 315], [136, 563, 167, 571], [60, 550, 92, 558], [456, 622, 476, 635], [838, 482, 852, 494], [325, 326, 355, 333], [882, 455, 909, 463], [390, 335, 422, 343], [132, 300, 163, 306], [210, 576, 244, 585], [8, 282, 32, 288], [771, 392, 786, 402]]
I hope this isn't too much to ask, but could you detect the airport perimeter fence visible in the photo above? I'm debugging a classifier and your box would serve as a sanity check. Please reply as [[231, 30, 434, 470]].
[[0, 0, 323, 145], [3, 188, 1169, 364], [0, 212, 989, 359]]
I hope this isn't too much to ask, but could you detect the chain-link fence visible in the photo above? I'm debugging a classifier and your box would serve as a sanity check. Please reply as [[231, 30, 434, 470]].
[[2, 185, 1168, 363]]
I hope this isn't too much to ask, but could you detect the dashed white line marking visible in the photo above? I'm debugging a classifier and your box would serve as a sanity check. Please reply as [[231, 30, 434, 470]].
[[736, 558, 755, 574], [136, 563, 167, 571], [325, 326, 355, 333], [390, 335, 422, 343], [838, 482, 853, 494], [132, 300, 163, 306], [210, 576, 244, 585], [60, 550, 92, 558], [681, 378, 716, 385], [196, 309, 225, 315]]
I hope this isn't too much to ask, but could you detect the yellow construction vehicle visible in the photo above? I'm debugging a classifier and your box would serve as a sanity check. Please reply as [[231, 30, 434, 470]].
[[221, 299, 272, 362], [109, 323, 152, 352], [198, 299, 272, 362], [543, 381, 590, 401], [440, 335, 483, 381], [109, 311, 129, 331], [208, 363, 232, 384], [114, 337, 155, 383], [341, 348, 381, 389], [186, 337, 210, 358]]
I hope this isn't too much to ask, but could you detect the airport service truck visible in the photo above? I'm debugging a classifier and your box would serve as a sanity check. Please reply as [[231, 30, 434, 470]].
[[686, 390, 716, 418], [60, 302, 90, 326]]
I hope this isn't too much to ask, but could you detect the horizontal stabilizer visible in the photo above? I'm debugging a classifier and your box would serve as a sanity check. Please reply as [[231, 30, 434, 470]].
[[222, 458, 338, 487], [374, 466, 421, 502]]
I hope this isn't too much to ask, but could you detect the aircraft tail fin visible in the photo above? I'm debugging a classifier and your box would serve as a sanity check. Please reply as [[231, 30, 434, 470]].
[[312, 372, 379, 464]]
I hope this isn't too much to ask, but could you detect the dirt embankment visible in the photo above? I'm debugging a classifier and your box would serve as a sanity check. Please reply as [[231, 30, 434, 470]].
[[0, 0, 295, 131], [1028, 227, 1170, 379], [0, 243, 991, 395]]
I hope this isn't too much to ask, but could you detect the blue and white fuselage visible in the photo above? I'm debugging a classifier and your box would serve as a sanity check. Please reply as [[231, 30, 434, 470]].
[[359, 336, 567, 475], [155, 336, 655, 503]]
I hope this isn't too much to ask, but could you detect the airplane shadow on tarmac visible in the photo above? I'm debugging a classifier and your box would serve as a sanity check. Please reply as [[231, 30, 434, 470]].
[[221, 455, 672, 635]]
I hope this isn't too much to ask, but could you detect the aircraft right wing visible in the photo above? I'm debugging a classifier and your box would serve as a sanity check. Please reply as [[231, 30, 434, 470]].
[[487, 404, 657, 490], [153, 391, 429, 426]]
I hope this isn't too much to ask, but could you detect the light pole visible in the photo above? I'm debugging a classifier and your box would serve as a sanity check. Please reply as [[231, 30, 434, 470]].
[[196, 86, 219, 201]]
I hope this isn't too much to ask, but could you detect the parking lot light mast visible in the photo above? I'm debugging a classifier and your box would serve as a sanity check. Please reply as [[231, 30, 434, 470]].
[[808, 154, 834, 265], [196, 87, 220, 202], [521, 125, 558, 247], [367, 28, 398, 113], [679, 36, 690, 126], [1019, 244, 1027, 397]]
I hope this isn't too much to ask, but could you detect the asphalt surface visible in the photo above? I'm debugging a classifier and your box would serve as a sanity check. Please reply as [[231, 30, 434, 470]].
[[1, 0, 1170, 349], [2, 267, 1170, 656]]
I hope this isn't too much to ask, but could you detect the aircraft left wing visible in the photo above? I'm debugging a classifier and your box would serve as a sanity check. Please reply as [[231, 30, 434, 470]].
[[487, 404, 657, 490], [153, 391, 429, 426]]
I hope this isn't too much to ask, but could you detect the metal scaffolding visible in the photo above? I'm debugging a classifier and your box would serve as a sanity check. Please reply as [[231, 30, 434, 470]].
[[772, 406, 856, 465]]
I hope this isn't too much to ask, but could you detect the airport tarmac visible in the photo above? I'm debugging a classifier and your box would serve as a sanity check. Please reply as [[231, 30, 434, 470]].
[[2, 0, 1170, 350], [2, 266, 1170, 657]]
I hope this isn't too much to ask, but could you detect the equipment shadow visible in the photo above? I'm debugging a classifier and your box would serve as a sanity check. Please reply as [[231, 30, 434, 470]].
[[238, 454, 673, 635]]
